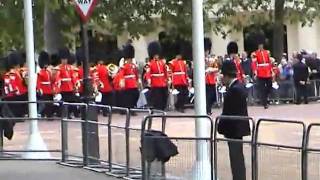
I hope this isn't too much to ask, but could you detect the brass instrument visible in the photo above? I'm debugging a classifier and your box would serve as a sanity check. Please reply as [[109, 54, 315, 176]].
[[107, 63, 119, 77]]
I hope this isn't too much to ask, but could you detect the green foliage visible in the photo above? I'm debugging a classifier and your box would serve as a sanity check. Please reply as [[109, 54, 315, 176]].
[[0, 0, 320, 55]]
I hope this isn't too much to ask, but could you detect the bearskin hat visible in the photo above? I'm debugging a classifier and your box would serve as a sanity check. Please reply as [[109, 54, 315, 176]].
[[181, 41, 193, 61], [38, 51, 50, 68], [58, 47, 70, 60], [204, 37, 212, 52], [221, 60, 237, 77], [68, 53, 76, 65], [148, 41, 162, 58], [123, 44, 135, 59], [7, 51, 22, 69], [256, 33, 266, 47], [50, 54, 60, 66], [227, 41, 238, 55]]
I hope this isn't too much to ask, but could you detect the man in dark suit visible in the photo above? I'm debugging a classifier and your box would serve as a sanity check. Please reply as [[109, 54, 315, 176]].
[[293, 54, 309, 104], [218, 60, 251, 180]]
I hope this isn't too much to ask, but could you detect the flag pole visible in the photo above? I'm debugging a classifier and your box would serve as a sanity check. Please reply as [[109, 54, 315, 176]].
[[192, 0, 213, 179]]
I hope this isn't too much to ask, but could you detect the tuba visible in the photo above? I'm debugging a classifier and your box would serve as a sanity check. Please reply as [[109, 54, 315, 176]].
[[107, 63, 119, 77]]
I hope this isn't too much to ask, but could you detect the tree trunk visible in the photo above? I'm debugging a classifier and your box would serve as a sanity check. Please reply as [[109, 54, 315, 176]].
[[44, 1, 63, 54], [273, 0, 286, 62]]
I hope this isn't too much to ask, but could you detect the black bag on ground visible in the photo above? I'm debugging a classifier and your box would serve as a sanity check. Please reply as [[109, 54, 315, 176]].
[[141, 130, 179, 163]]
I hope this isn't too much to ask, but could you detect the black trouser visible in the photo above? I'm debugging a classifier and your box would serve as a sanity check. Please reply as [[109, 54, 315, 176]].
[[38, 94, 54, 117], [14, 93, 28, 117], [257, 77, 272, 106], [61, 92, 79, 117], [123, 88, 139, 108], [206, 84, 216, 114], [114, 91, 123, 107], [295, 82, 308, 104], [150, 87, 168, 111], [101, 91, 115, 106], [174, 85, 189, 110], [227, 137, 246, 180]]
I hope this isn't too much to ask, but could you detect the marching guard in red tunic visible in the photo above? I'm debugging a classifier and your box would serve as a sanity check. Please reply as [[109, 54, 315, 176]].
[[120, 44, 140, 110], [144, 41, 169, 111]]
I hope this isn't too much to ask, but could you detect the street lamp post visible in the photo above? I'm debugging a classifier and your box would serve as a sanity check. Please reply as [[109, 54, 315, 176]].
[[23, 0, 50, 159]]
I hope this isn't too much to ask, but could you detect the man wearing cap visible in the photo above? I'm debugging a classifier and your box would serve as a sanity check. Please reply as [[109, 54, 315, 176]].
[[252, 37, 273, 109], [145, 41, 169, 111], [218, 60, 250, 180]]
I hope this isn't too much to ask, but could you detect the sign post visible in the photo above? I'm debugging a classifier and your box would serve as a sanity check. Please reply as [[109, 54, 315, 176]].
[[73, 0, 99, 164]]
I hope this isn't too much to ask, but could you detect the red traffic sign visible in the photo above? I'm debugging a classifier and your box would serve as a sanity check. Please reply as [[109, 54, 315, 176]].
[[74, 0, 98, 22]]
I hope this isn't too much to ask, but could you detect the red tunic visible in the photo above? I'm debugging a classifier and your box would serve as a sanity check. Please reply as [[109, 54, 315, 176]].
[[120, 62, 139, 89], [96, 64, 113, 93], [254, 50, 272, 78], [37, 68, 53, 95], [113, 72, 124, 91], [75, 66, 98, 93], [205, 57, 217, 85], [54, 64, 75, 93], [169, 59, 188, 86], [3, 71, 18, 98], [14, 68, 28, 95], [145, 59, 168, 88], [234, 58, 244, 82]]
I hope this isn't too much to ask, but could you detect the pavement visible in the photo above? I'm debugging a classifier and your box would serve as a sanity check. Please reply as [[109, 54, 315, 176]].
[[0, 102, 320, 179], [0, 161, 117, 180]]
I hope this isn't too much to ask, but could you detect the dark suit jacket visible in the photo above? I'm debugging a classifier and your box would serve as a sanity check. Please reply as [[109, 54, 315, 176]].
[[218, 80, 251, 138], [293, 62, 309, 84]]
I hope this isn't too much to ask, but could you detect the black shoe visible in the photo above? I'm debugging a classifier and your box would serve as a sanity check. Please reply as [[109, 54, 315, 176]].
[[177, 108, 185, 113], [304, 101, 309, 104], [264, 104, 269, 109]]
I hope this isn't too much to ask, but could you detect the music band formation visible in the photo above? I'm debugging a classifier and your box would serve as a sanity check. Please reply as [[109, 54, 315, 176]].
[[1, 36, 306, 117]]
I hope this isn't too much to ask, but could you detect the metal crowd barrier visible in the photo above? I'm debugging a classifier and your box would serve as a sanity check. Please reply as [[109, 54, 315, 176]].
[[215, 79, 320, 107], [141, 115, 214, 180], [60, 102, 89, 167], [214, 116, 255, 180], [254, 119, 306, 180], [64, 104, 166, 180], [305, 123, 320, 180], [0, 101, 61, 160]]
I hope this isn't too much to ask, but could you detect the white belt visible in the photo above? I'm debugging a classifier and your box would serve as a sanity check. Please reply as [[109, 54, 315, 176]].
[[61, 78, 71, 82], [151, 73, 164, 77], [257, 63, 269, 67], [173, 72, 185, 75], [124, 75, 136, 79], [41, 82, 51, 85]]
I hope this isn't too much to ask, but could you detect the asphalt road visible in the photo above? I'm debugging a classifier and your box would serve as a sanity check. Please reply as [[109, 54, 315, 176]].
[[0, 161, 117, 180]]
